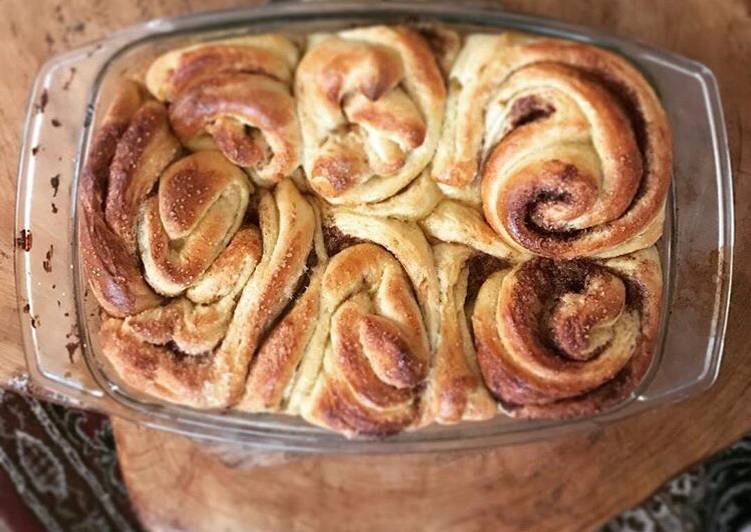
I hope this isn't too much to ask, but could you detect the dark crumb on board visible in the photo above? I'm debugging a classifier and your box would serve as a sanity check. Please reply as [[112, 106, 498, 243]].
[[50, 174, 60, 197], [16, 230, 32, 251], [22, 303, 30, 314], [43, 244, 54, 273], [30, 315, 40, 329], [63, 312, 69, 317], [51, 118, 61, 128], [31, 145, 40, 156], [51, 203, 58, 214]]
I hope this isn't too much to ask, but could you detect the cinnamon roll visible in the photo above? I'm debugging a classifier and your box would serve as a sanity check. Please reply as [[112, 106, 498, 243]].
[[99, 178, 317, 408], [300, 244, 431, 436], [433, 33, 671, 258], [138, 151, 251, 296], [296, 25, 450, 205], [99, 226, 261, 405], [325, 179, 505, 426], [79, 81, 181, 317], [472, 246, 662, 418], [146, 35, 301, 186]]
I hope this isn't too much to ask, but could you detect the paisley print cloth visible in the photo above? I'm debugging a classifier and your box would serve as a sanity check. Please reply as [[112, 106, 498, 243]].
[[0, 388, 748, 531], [0, 389, 140, 532]]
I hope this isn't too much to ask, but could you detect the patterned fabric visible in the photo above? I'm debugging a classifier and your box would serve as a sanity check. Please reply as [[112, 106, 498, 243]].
[[0, 388, 749, 531], [701, 436, 751, 532], [604, 434, 751, 532], [604, 471, 705, 531], [0, 389, 140, 532]]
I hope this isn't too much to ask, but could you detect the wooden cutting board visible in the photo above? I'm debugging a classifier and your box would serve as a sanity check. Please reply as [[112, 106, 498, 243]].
[[2, 0, 751, 530]]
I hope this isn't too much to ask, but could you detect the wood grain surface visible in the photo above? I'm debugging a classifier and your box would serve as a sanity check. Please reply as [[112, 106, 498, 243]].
[[2, 0, 750, 531]]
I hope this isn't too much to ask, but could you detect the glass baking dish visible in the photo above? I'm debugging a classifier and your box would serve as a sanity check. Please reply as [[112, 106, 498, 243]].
[[14, 1, 733, 452]]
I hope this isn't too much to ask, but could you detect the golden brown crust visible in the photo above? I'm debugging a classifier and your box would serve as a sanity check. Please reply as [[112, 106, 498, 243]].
[[81, 27, 671, 437], [146, 35, 301, 186], [296, 25, 450, 205], [433, 32, 672, 258], [472, 246, 662, 418], [147, 41, 293, 101], [104, 100, 181, 252], [300, 244, 430, 436], [79, 81, 181, 317], [99, 179, 318, 408], [138, 151, 251, 296], [238, 267, 323, 411], [100, 226, 262, 405]]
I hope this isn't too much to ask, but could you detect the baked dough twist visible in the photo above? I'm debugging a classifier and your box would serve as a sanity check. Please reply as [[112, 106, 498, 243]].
[[146, 35, 302, 186], [80, 81, 181, 317], [472, 246, 662, 418], [433, 33, 671, 258], [100, 179, 317, 408], [300, 244, 431, 436], [429, 244, 498, 423], [238, 202, 328, 412], [296, 25, 448, 205], [138, 151, 251, 296], [321, 193, 506, 426]]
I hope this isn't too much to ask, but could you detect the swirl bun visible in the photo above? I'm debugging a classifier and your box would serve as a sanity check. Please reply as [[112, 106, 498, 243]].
[[80, 81, 181, 317], [433, 33, 671, 258], [146, 35, 301, 185], [300, 244, 431, 436], [138, 151, 251, 296], [100, 226, 261, 404], [472, 246, 662, 418], [100, 179, 318, 408], [296, 26, 449, 204]]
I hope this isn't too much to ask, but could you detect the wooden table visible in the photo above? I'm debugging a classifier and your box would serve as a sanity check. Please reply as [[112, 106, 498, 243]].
[[2, 1, 750, 530]]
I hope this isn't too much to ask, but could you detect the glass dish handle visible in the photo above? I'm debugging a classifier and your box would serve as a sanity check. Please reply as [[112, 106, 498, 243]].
[[14, 38, 142, 410]]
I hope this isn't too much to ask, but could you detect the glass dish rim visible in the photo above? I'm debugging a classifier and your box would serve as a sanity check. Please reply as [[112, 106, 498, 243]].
[[17, 0, 734, 453]]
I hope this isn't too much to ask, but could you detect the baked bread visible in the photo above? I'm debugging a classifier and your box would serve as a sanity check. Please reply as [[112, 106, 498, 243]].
[[295, 25, 450, 206], [80, 26, 671, 437], [433, 32, 671, 258], [472, 247, 662, 418], [146, 35, 301, 186]]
